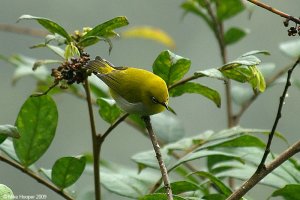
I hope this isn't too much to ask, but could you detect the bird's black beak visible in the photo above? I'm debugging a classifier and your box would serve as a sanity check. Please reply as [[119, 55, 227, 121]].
[[161, 102, 169, 110]]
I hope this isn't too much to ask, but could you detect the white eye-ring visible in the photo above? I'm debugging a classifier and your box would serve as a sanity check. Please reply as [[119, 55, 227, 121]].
[[151, 96, 159, 104]]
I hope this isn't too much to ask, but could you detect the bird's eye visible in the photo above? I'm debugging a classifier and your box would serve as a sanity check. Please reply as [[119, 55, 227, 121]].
[[151, 96, 159, 104]]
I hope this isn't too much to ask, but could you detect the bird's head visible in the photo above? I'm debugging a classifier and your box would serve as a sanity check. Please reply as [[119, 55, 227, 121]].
[[143, 76, 169, 115]]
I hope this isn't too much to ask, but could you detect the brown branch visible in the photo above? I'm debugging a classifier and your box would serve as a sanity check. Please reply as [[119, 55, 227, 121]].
[[0, 23, 48, 37], [227, 58, 300, 200], [258, 58, 299, 169], [31, 82, 59, 97], [227, 139, 300, 200], [83, 79, 101, 200], [143, 116, 173, 200], [0, 154, 74, 200], [168, 75, 198, 90], [246, 0, 300, 24]]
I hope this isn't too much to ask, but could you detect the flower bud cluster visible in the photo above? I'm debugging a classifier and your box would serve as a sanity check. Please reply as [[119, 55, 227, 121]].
[[51, 52, 90, 88], [283, 18, 300, 36]]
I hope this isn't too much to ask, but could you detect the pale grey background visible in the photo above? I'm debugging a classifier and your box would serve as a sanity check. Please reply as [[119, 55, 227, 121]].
[[1, 0, 300, 199]]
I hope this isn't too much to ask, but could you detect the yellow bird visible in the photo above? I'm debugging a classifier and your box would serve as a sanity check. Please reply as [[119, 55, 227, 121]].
[[86, 56, 169, 116]]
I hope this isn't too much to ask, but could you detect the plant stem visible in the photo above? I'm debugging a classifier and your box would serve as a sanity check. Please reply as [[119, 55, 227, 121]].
[[83, 79, 101, 200], [99, 113, 129, 145], [258, 58, 299, 169], [0, 154, 74, 200], [227, 58, 300, 200], [203, 0, 232, 127], [227, 139, 300, 200], [246, 0, 300, 24], [142, 116, 173, 200]]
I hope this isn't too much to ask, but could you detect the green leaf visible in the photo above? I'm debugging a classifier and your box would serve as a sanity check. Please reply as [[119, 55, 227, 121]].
[[97, 98, 122, 124], [164, 130, 214, 152], [221, 50, 269, 70], [51, 156, 86, 189], [181, 0, 213, 30], [191, 171, 232, 196], [151, 112, 185, 143], [1, 55, 49, 85], [97, 160, 161, 198], [81, 16, 129, 40], [18, 15, 72, 43], [170, 149, 242, 171], [44, 33, 67, 45], [215, 158, 289, 188], [13, 95, 58, 167], [248, 65, 266, 92], [100, 170, 148, 198], [77, 36, 113, 51], [139, 194, 186, 200], [46, 44, 65, 58], [220, 51, 267, 92], [210, 134, 266, 148], [279, 39, 300, 58], [271, 184, 300, 200], [131, 149, 171, 171], [77, 36, 101, 47], [0, 140, 19, 162], [169, 82, 221, 107], [153, 50, 191, 87], [128, 114, 145, 130], [0, 135, 6, 144], [224, 27, 248, 45], [202, 194, 227, 200], [0, 184, 14, 200], [221, 55, 261, 70], [216, 0, 245, 20], [221, 66, 253, 83], [194, 68, 226, 80], [64, 42, 80, 59], [156, 181, 200, 194], [0, 125, 20, 141], [241, 50, 270, 57]]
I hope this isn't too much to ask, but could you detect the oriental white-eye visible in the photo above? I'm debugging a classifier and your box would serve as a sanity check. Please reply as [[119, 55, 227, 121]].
[[86, 56, 169, 116]]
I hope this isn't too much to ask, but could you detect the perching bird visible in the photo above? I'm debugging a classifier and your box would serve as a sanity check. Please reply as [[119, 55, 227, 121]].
[[86, 56, 169, 116]]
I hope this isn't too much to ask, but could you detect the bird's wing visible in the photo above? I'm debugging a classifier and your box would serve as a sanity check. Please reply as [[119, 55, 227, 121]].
[[86, 56, 125, 74]]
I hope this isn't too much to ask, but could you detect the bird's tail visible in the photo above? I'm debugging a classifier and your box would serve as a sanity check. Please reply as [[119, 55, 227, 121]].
[[85, 56, 115, 74]]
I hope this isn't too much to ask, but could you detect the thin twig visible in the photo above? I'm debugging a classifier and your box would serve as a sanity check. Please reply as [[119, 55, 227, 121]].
[[0, 23, 48, 37], [149, 149, 201, 193], [227, 58, 300, 200], [168, 75, 198, 90], [99, 113, 129, 145], [233, 61, 295, 123], [0, 154, 74, 200], [258, 58, 299, 169], [142, 116, 173, 200], [30, 82, 59, 97], [227, 139, 300, 200], [83, 79, 101, 200], [203, 0, 232, 127], [246, 0, 300, 24]]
